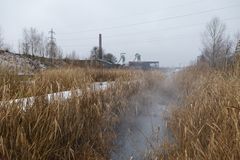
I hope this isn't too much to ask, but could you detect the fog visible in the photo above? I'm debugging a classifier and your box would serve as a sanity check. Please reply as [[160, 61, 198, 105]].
[[111, 69, 178, 159], [0, 0, 240, 66]]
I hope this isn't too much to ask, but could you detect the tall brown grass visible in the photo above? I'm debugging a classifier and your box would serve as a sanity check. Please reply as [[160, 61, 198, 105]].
[[154, 59, 240, 159], [0, 67, 147, 160], [0, 68, 139, 100]]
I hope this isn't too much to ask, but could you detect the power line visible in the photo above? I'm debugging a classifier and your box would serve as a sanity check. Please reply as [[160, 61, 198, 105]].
[[58, 16, 240, 43], [58, 3, 240, 35], [48, 28, 57, 58], [94, 0, 205, 21], [59, 16, 240, 49], [60, 32, 198, 49], [48, 28, 56, 42]]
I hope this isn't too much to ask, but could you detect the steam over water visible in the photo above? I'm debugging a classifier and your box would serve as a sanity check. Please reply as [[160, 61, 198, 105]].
[[111, 70, 177, 160], [111, 104, 167, 160]]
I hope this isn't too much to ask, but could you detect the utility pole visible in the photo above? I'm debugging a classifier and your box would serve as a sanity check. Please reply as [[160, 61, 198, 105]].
[[48, 28, 56, 59], [99, 34, 103, 60], [49, 28, 56, 42]]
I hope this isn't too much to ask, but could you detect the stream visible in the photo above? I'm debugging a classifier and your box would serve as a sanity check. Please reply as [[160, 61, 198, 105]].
[[111, 69, 177, 160]]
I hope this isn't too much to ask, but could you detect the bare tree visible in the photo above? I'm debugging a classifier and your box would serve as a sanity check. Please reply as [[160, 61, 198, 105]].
[[201, 17, 232, 67], [0, 27, 4, 49], [20, 27, 45, 56], [66, 50, 79, 60], [39, 37, 48, 57], [234, 32, 240, 54], [103, 53, 117, 64], [90, 46, 99, 60], [46, 42, 63, 60], [21, 29, 30, 54], [56, 46, 63, 59]]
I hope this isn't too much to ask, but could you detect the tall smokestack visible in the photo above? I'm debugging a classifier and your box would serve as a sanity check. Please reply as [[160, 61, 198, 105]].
[[99, 34, 103, 59]]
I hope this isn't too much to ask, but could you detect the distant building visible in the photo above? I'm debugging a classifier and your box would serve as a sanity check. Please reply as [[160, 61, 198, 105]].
[[64, 59, 120, 68], [128, 61, 159, 70]]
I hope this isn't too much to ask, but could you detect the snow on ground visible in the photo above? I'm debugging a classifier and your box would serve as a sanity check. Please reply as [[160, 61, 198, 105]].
[[0, 82, 113, 110], [0, 50, 45, 74]]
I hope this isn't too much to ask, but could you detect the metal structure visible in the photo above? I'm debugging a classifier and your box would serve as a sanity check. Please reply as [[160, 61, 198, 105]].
[[118, 53, 126, 64], [48, 28, 57, 59], [134, 53, 141, 62], [129, 61, 159, 70]]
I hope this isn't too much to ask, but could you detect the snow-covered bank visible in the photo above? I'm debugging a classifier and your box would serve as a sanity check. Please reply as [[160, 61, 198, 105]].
[[0, 51, 45, 73], [0, 82, 112, 109]]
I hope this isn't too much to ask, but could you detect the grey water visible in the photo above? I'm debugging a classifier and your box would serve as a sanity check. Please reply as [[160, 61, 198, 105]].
[[111, 104, 167, 160], [110, 70, 177, 160]]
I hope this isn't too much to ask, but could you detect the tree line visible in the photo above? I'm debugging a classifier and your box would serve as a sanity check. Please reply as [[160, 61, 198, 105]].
[[19, 27, 63, 59], [90, 46, 117, 64], [200, 17, 240, 68], [2, 18, 239, 66], [0, 27, 118, 64]]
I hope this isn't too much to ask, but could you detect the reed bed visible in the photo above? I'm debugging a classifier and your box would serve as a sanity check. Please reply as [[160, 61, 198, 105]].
[[154, 60, 240, 159], [0, 68, 140, 100], [0, 67, 149, 160]]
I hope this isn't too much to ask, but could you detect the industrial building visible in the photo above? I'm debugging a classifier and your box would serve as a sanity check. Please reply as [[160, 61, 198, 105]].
[[128, 61, 159, 70]]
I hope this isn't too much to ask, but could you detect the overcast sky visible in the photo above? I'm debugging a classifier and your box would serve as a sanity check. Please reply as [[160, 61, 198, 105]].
[[0, 0, 240, 67]]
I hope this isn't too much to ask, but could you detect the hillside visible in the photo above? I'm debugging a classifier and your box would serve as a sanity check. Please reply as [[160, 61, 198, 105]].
[[0, 50, 122, 74], [0, 50, 47, 74]]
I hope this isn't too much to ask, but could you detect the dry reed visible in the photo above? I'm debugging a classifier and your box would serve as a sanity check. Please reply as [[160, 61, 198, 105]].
[[154, 60, 240, 159], [0, 67, 147, 160]]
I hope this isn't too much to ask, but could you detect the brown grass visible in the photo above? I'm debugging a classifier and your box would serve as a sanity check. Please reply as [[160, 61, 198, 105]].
[[0, 67, 148, 160], [0, 67, 139, 100], [154, 59, 240, 159]]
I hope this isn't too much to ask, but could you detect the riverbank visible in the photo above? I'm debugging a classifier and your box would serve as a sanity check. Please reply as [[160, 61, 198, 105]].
[[151, 61, 240, 159], [0, 68, 166, 160]]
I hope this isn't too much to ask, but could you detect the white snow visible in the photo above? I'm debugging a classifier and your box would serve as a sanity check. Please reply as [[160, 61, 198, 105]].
[[0, 51, 45, 74], [0, 81, 113, 110]]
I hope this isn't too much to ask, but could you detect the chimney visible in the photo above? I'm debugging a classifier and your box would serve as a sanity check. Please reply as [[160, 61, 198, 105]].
[[99, 34, 103, 59]]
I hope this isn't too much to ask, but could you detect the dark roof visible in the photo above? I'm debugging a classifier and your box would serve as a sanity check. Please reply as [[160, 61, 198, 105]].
[[128, 61, 159, 70], [129, 61, 159, 63]]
